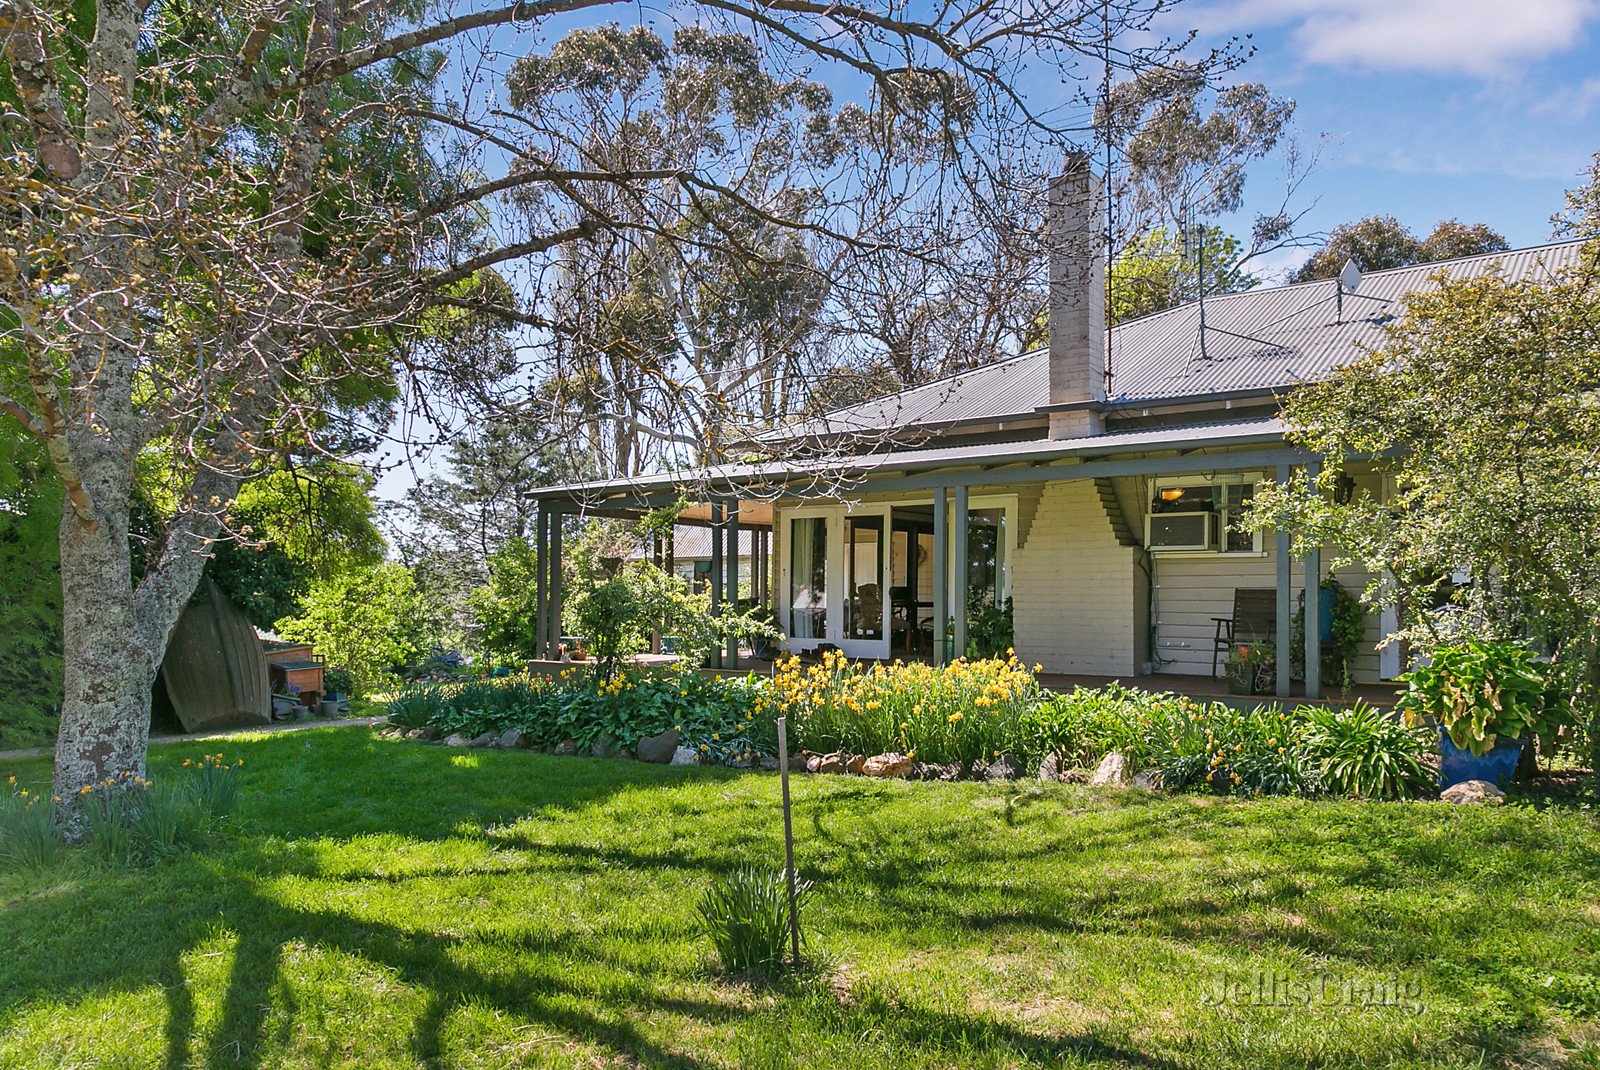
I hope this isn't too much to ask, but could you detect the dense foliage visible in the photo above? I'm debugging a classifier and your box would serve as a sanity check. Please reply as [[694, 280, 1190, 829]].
[[390, 658, 1440, 800], [387, 670, 775, 764], [1, 755, 242, 872], [772, 652, 1041, 766], [1256, 217, 1600, 764], [1292, 215, 1508, 281], [0, 430, 63, 748], [275, 563, 442, 693], [1398, 640, 1568, 756]]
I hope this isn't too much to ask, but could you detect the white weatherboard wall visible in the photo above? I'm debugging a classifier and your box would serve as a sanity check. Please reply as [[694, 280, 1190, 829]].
[[1151, 547, 1383, 683], [1012, 480, 1138, 675]]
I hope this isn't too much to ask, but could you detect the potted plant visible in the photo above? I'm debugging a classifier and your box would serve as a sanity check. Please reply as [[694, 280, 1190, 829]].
[[1397, 639, 1566, 788], [1224, 641, 1274, 696], [322, 667, 354, 703]]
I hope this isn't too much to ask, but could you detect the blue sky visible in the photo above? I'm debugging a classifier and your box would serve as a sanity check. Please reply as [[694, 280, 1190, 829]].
[[1179, 0, 1600, 277], [375, 1, 1599, 500]]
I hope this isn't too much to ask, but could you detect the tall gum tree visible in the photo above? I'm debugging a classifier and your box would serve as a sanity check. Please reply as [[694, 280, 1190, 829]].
[[0, 0, 1227, 801]]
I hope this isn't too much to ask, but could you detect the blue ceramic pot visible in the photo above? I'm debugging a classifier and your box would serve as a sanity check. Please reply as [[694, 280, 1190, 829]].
[[1438, 729, 1524, 789]]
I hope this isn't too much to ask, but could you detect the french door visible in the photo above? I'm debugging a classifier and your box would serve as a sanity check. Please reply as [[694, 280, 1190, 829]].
[[781, 506, 892, 659]]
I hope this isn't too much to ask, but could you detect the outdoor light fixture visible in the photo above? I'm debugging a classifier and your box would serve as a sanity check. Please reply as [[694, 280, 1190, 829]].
[[1159, 487, 1186, 502]]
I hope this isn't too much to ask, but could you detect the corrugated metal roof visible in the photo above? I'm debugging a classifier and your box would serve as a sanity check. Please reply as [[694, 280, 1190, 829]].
[[768, 240, 1591, 437], [534, 416, 1284, 500], [626, 526, 754, 560]]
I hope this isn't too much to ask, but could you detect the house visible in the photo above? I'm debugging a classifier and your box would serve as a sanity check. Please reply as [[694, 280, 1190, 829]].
[[628, 524, 757, 594], [528, 154, 1589, 697]]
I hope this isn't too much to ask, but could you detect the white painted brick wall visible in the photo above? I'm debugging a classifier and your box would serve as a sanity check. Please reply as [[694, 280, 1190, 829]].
[[1012, 480, 1138, 675]]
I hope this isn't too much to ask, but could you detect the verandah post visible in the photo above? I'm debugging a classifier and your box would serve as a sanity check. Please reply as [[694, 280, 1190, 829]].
[[932, 487, 948, 665], [953, 485, 970, 659], [1304, 457, 1323, 700], [535, 505, 549, 660], [548, 507, 564, 659], [726, 498, 740, 667], [1275, 463, 1293, 698]]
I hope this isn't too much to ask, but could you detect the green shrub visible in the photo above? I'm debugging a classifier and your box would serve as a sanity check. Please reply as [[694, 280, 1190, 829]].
[[388, 671, 776, 761], [1296, 702, 1434, 799], [130, 780, 208, 860], [0, 782, 63, 872], [697, 865, 811, 974], [1398, 639, 1567, 755]]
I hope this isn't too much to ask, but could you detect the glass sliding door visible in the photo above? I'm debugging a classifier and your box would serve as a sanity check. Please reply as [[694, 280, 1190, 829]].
[[788, 516, 829, 642]]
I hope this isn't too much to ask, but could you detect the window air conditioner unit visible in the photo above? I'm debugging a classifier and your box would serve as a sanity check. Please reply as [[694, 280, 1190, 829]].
[[1146, 511, 1215, 551]]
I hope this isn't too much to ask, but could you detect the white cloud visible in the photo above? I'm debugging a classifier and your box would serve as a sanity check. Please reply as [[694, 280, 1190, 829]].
[[1200, 0, 1598, 76]]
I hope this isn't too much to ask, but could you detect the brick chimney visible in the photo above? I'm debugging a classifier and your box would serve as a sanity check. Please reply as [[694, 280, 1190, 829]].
[[1047, 152, 1106, 439]]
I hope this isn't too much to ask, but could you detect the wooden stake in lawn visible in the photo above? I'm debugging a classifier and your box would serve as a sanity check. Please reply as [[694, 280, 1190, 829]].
[[776, 716, 801, 967]]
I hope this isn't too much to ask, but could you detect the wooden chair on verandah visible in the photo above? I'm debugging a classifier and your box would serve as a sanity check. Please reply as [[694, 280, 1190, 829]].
[[1211, 588, 1278, 677]]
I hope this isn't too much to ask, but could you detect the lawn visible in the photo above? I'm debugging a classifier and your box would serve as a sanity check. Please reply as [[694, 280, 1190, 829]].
[[3, 727, 1599, 1069]]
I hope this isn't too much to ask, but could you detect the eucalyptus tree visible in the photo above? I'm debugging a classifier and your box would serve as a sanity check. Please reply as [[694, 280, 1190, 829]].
[[1, 0, 1220, 800], [1292, 215, 1509, 282]]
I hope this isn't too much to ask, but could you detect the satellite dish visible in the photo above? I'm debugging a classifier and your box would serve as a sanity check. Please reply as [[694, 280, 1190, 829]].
[[1339, 258, 1363, 294]]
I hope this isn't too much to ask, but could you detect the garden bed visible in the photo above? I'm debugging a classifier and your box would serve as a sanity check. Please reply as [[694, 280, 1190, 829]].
[[381, 655, 1456, 799]]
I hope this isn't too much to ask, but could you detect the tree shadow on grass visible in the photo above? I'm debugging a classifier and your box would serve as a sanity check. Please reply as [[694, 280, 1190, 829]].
[[5, 731, 1599, 1067]]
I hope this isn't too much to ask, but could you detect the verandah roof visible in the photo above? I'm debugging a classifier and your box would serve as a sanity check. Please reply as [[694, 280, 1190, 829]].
[[527, 416, 1290, 506]]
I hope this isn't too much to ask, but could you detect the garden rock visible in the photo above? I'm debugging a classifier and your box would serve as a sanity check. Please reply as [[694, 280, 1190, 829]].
[[862, 753, 913, 778], [813, 752, 848, 775], [1131, 770, 1162, 790], [1091, 752, 1129, 786], [467, 731, 498, 749], [844, 754, 867, 775], [759, 756, 780, 771], [1440, 779, 1506, 805], [669, 746, 699, 766], [636, 728, 680, 764], [913, 761, 962, 781], [442, 733, 469, 747], [590, 735, 618, 758], [1037, 753, 1061, 782], [497, 728, 527, 749], [553, 739, 578, 757], [979, 754, 1025, 781]]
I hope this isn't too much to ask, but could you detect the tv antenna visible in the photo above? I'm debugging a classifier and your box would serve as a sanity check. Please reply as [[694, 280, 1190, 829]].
[[1183, 207, 1287, 360]]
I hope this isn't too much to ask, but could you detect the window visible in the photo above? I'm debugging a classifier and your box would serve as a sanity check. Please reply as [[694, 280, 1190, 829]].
[[788, 516, 828, 639], [1220, 483, 1257, 553], [1148, 479, 1259, 553]]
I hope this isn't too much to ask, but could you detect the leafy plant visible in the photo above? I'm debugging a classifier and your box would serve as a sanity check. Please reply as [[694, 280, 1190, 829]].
[[275, 562, 442, 691], [967, 597, 1014, 659], [1296, 702, 1433, 799], [775, 651, 1040, 767], [1397, 639, 1567, 756], [697, 865, 811, 974], [1290, 579, 1365, 691], [0, 781, 63, 872], [322, 667, 356, 697]]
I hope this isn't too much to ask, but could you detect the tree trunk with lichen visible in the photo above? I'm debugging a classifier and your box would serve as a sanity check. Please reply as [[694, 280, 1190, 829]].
[[53, 498, 154, 799]]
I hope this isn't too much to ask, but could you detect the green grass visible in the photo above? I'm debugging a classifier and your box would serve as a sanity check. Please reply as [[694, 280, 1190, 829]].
[[3, 727, 1599, 1069]]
